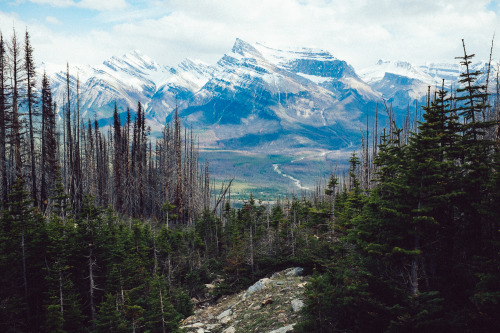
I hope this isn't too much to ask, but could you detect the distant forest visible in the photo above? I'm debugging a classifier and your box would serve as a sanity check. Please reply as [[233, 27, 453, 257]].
[[0, 28, 499, 333]]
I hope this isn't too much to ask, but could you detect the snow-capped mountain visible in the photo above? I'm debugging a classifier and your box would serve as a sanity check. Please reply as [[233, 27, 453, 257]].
[[46, 39, 382, 152], [45, 38, 495, 153], [360, 60, 435, 85], [174, 38, 379, 150], [359, 60, 432, 108], [359, 59, 498, 109], [46, 50, 214, 132]]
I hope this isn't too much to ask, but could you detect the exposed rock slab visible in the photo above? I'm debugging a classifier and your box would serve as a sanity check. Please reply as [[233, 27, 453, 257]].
[[267, 323, 296, 333], [181, 267, 308, 333]]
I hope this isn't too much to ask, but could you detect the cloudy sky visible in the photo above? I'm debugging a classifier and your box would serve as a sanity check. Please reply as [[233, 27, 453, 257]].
[[0, 0, 499, 70]]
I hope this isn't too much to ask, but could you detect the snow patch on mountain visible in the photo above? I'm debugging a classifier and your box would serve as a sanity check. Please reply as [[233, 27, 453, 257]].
[[296, 72, 331, 84], [360, 59, 436, 85], [252, 41, 337, 68]]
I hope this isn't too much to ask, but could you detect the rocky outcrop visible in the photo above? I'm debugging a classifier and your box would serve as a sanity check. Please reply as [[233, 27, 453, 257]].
[[245, 277, 272, 296], [285, 267, 303, 277], [180, 268, 307, 333], [267, 324, 296, 333]]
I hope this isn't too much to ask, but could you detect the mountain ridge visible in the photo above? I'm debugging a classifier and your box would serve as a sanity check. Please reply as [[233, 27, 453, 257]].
[[39, 38, 497, 193], [43, 38, 497, 154]]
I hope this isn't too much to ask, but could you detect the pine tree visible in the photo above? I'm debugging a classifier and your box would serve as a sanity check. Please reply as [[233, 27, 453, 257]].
[[405, 84, 459, 295], [9, 29, 23, 179], [449, 43, 496, 325], [0, 32, 8, 205], [144, 274, 181, 333], [0, 178, 47, 331], [455, 40, 491, 144], [322, 174, 338, 228], [336, 153, 365, 233], [95, 293, 127, 333], [468, 145, 500, 330], [41, 72, 58, 213], [44, 212, 84, 333], [113, 102, 122, 211], [50, 171, 70, 221], [24, 30, 38, 207]]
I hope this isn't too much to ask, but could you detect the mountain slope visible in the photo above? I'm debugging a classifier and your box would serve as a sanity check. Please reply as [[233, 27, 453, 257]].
[[46, 38, 384, 153], [176, 39, 379, 151], [43, 39, 496, 193]]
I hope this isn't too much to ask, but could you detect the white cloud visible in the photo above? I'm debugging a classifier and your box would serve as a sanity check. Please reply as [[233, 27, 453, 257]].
[[45, 15, 61, 24], [3, 0, 500, 71], [27, 0, 128, 11], [77, 0, 128, 11], [0, 10, 111, 68], [27, 0, 74, 6], [103, 0, 499, 69]]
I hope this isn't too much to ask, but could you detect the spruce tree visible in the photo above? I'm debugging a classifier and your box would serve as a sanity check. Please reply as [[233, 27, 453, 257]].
[[44, 212, 84, 332], [113, 102, 122, 211], [451, 42, 496, 326], [0, 32, 7, 205], [405, 84, 459, 295], [0, 179, 47, 331], [24, 30, 38, 207], [95, 293, 127, 332], [41, 72, 57, 213], [9, 29, 23, 179]]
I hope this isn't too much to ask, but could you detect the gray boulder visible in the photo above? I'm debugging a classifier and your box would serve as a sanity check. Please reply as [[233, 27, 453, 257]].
[[267, 323, 296, 333], [216, 309, 232, 320], [291, 298, 304, 312], [285, 267, 304, 277], [248, 280, 265, 294], [246, 278, 271, 295]]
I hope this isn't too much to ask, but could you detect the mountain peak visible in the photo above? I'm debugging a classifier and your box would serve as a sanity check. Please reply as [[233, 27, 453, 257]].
[[180, 57, 208, 68], [103, 49, 163, 74], [122, 50, 161, 70], [231, 38, 263, 58]]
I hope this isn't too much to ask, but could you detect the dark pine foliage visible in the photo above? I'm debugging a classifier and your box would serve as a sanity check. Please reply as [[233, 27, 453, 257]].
[[299, 44, 500, 333]]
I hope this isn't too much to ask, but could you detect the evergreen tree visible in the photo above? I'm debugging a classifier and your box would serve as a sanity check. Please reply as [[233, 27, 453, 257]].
[[24, 30, 38, 207], [144, 274, 181, 333], [44, 212, 84, 333], [0, 179, 47, 331], [41, 72, 58, 213], [8, 29, 23, 179], [113, 102, 122, 211], [95, 293, 127, 333], [0, 32, 8, 205]]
